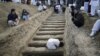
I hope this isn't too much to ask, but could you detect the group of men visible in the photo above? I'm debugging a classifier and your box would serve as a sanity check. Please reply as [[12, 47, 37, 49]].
[[37, 1, 47, 12], [68, 0, 100, 16]]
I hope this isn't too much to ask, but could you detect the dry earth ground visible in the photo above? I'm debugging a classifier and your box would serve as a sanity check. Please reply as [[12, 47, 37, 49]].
[[0, 3, 100, 56], [64, 9, 100, 56], [0, 2, 37, 33], [0, 2, 53, 56]]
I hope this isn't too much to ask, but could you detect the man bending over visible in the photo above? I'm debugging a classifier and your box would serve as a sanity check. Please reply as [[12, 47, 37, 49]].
[[46, 38, 64, 50]]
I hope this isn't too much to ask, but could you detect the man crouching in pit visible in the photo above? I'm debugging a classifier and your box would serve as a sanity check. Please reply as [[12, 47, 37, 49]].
[[7, 9, 19, 26], [70, 5, 84, 28], [46, 38, 64, 50]]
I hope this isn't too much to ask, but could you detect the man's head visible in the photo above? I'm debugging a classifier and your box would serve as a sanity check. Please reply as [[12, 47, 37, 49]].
[[59, 41, 64, 47], [11, 9, 16, 14], [23, 9, 27, 12], [70, 5, 75, 11]]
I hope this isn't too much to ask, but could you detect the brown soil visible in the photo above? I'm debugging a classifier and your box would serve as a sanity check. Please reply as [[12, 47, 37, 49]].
[[83, 13, 100, 55], [0, 2, 37, 33], [64, 9, 100, 56], [0, 3, 100, 56], [0, 6, 52, 56], [0, 2, 49, 56]]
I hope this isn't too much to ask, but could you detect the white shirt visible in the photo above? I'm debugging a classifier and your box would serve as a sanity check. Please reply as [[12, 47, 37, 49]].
[[43, 5, 47, 9], [48, 0, 51, 5], [12, 0, 21, 3], [32, 0, 36, 5], [92, 19, 100, 31], [39, 1, 41, 3], [90, 0, 99, 6], [46, 38, 60, 49], [60, 0, 64, 5], [38, 5, 43, 11], [56, 5, 61, 10]]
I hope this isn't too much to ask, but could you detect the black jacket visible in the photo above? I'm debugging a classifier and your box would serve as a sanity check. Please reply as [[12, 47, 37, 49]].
[[71, 6, 75, 17], [8, 13, 18, 21], [72, 12, 84, 27], [75, 0, 83, 11]]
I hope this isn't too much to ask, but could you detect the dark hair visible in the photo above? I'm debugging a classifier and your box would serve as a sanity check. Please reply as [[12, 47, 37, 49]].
[[71, 5, 75, 17], [11, 9, 15, 13], [71, 5, 75, 11], [59, 41, 64, 47]]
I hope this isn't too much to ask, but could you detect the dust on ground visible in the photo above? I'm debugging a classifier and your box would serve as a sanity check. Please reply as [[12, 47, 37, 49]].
[[0, 2, 37, 33], [65, 9, 100, 56], [0, 7, 52, 56]]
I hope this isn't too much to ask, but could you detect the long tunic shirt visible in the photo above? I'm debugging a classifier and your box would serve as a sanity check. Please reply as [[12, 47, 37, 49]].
[[90, 0, 99, 6], [46, 38, 60, 49]]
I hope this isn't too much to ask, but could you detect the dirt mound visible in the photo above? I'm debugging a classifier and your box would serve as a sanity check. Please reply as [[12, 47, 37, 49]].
[[0, 8, 52, 56], [64, 8, 100, 56], [0, 2, 37, 33], [82, 13, 100, 54]]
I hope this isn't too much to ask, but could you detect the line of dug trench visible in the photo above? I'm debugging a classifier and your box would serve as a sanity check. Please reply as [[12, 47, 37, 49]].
[[20, 14, 66, 56]]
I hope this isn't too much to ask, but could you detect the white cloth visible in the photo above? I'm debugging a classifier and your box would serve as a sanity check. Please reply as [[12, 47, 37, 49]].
[[68, 4, 76, 10], [68, 4, 73, 8], [22, 15, 29, 20], [90, 0, 99, 6], [90, 5, 97, 16], [73, 3, 76, 7], [38, 5, 43, 11], [46, 38, 60, 49], [56, 5, 62, 13], [8, 20, 18, 26], [12, 0, 21, 3], [90, 0, 99, 15], [43, 5, 47, 9], [84, 2, 89, 12], [39, 1, 42, 4], [57, 5, 61, 10], [68, 4, 73, 12], [60, 0, 64, 5], [80, 6, 84, 11], [32, 0, 36, 5], [97, 10, 100, 17], [48, 0, 51, 5], [92, 19, 100, 32]]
